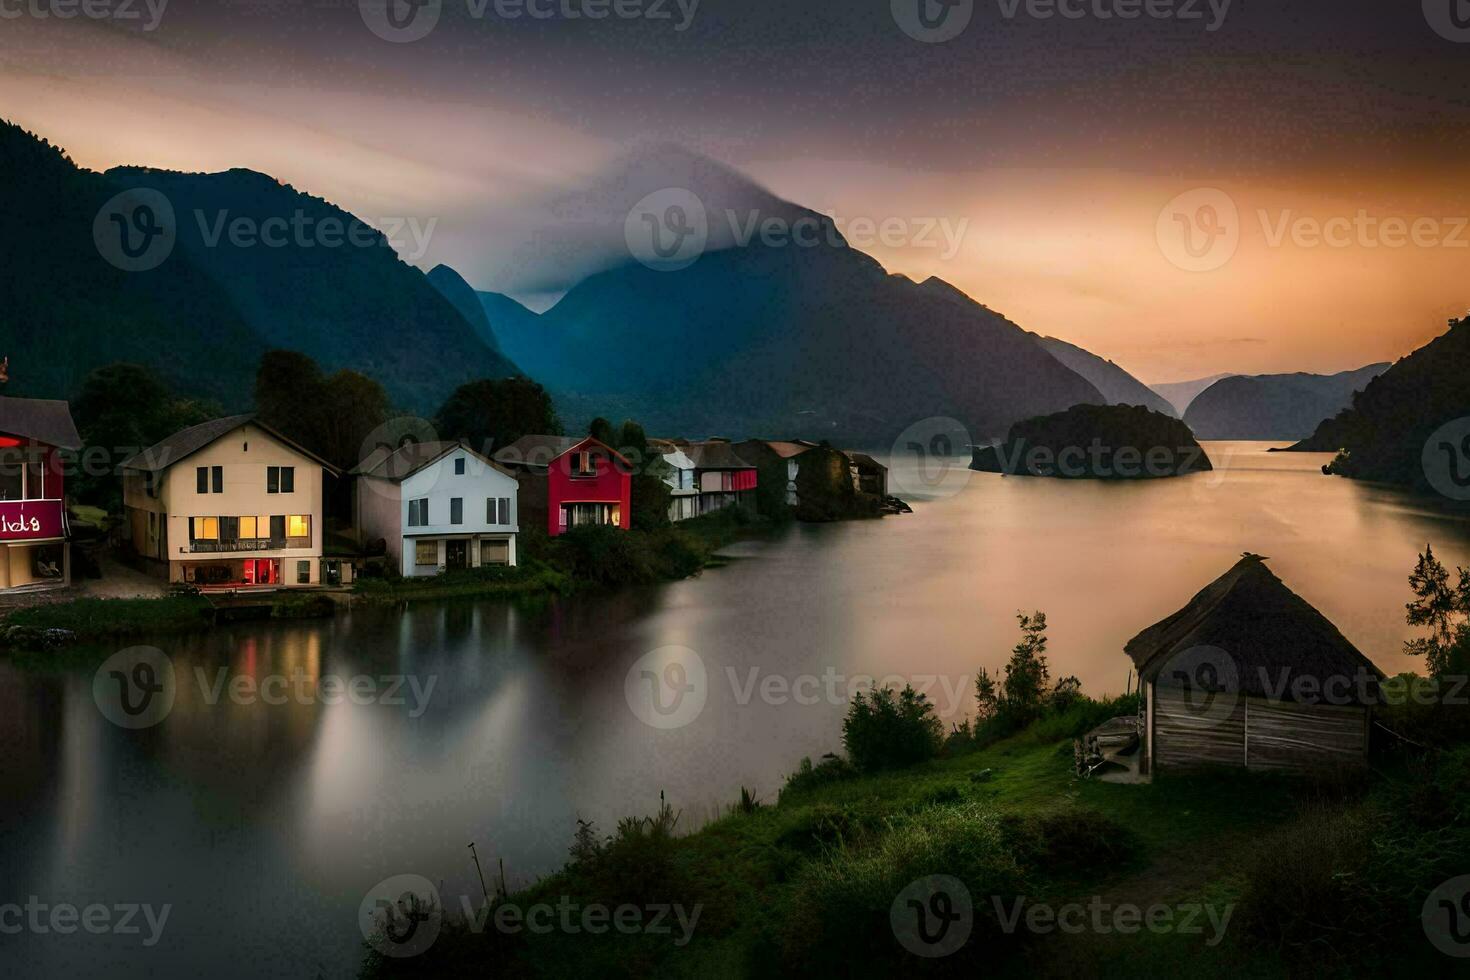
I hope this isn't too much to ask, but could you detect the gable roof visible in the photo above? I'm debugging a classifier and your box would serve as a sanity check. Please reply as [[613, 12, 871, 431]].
[[759, 440, 816, 459], [0, 396, 82, 450], [121, 415, 339, 475], [1125, 556, 1382, 702], [684, 441, 755, 470], [844, 451, 887, 472], [352, 440, 513, 482], [494, 434, 631, 470]]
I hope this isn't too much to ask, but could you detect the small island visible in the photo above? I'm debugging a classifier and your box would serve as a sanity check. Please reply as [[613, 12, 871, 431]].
[[971, 403, 1213, 479]]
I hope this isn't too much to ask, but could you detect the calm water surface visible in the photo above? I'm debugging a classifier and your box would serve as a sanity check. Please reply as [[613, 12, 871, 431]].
[[5, 443, 1470, 978]]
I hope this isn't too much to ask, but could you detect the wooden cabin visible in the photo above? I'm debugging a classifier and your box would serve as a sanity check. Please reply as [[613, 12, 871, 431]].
[[1127, 555, 1382, 775]]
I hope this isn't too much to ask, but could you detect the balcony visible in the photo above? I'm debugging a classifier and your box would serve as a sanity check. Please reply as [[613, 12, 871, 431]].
[[188, 537, 310, 554], [0, 499, 65, 543]]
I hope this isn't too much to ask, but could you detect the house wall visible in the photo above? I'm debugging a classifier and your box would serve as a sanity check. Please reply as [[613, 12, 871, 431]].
[[355, 476, 405, 569], [548, 445, 631, 536], [395, 448, 520, 577], [1152, 685, 1369, 773], [156, 423, 325, 585]]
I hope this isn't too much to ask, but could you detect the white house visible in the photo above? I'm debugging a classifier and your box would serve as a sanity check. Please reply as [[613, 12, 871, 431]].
[[651, 441, 699, 522], [353, 441, 519, 577]]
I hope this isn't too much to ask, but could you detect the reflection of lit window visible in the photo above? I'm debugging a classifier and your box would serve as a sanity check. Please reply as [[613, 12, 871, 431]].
[[240, 516, 258, 538], [287, 515, 310, 538], [193, 517, 219, 540]]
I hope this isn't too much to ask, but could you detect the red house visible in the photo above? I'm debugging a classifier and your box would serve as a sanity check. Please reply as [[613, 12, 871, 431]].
[[0, 396, 82, 591], [494, 435, 632, 537]]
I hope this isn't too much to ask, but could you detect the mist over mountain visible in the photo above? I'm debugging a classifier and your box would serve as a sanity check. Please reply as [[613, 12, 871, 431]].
[[1183, 364, 1390, 441]]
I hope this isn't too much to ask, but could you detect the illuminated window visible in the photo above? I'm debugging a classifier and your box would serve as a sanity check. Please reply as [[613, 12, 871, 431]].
[[287, 515, 311, 538], [192, 517, 219, 540], [415, 540, 438, 566], [240, 516, 258, 539]]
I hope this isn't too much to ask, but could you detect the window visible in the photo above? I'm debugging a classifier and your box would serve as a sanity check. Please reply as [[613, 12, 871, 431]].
[[240, 515, 258, 539], [454, 457, 466, 475], [267, 466, 279, 494], [197, 467, 208, 493], [481, 539, 510, 566], [561, 503, 616, 528], [212, 466, 223, 493], [281, 467, 295, 493], [571, 450, 595, 477], [287, 515, 311, 539], [297, 560, 311, 585], [191, 516, 219, 541], [450, 498, 463, 525], [220, 516, 239, 542], [270, 515, 286, 541], [415, 540, 438, 566], [407, 498, 429, 527], [488, 497, 512, 525]]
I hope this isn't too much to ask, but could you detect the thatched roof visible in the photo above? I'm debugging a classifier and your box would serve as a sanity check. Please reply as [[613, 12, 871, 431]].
[[1125, 556, 1382, 703]]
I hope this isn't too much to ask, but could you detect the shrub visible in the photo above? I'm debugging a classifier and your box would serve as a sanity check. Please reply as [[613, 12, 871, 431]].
[[842, 685, 943, 772], [271, 593, 336, 619], [782, 754, 858, 796], [780, 801, 1029, 971], [999, 809, 1139, 878]]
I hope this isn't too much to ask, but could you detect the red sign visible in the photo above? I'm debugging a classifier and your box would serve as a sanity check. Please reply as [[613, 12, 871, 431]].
[[0, 500, 64, 541]]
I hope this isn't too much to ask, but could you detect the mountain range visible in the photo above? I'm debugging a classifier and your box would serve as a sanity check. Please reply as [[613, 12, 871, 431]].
[[0, 119, 517, 411], [1150, 373, 1235, 416], [1182, 364, 1391, 441], [1033, 336, 1176, 416]]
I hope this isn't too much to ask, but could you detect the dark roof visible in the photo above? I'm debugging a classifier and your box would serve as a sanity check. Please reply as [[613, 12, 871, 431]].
[[121, 415, 339, 474], [684, 441, 755, 470], [494, 434, 630, 470], [845, 451, 887, 472], [1125, 556, 1383, 702], [352, 440, 512, 481], [0, 396, 82, 450]]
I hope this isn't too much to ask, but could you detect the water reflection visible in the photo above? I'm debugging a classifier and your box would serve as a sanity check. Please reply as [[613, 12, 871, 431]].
[[5, 444, 1470, 978]]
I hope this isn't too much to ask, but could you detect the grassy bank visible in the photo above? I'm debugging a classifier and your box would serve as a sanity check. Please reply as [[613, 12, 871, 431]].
[[361, 704, 1469, 980], [1, 594, 215, 644]]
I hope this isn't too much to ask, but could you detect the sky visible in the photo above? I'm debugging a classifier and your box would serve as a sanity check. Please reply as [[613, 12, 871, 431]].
[[2, 0, 1469, 382]]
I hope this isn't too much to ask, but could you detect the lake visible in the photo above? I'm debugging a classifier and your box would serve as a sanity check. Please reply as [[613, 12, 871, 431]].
[[4, 443, 1468, 978]]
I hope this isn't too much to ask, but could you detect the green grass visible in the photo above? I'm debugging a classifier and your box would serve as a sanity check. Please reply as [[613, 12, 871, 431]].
[[352, 562, 571, 606], [1, 595, 214, 645]]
